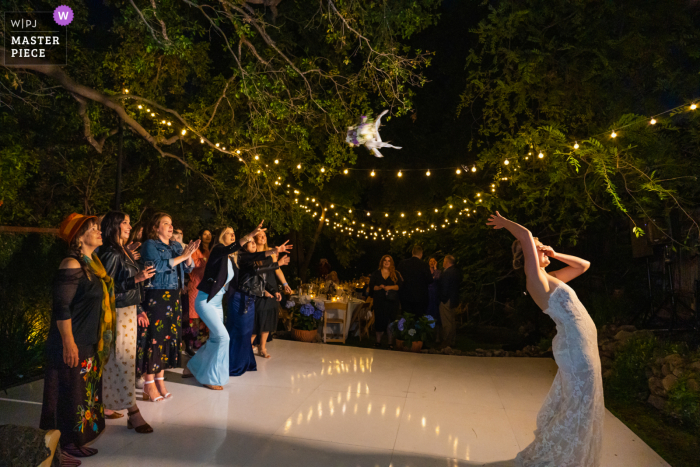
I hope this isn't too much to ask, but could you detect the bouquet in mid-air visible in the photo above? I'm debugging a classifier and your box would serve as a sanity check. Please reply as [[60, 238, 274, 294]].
[[346, 110, 401, 158]]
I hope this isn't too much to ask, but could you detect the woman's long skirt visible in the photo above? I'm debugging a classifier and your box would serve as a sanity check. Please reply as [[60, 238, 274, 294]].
[[40, 345, 105, 447], [187, 291, 230, 386], [102, 305, 138, 410], [227, 291, 257, 377], [136, 289, 181, 377], [253, 296, 278, 345]]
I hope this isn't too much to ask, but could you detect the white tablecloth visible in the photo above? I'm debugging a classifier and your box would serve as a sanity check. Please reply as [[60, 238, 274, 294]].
[[290, 296, 365, 342]]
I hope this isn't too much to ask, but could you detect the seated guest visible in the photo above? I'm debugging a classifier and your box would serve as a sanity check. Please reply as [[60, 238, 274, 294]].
[[183, 223, 267, 389], [98, 211, 155, 433], [322, 271, 340, 295], [137, 212, 198, 402], [40, 214, 113, 464], [229, 238, 292, 376]]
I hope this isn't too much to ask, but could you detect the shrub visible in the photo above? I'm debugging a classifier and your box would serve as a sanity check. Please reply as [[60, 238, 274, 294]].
[[666, 375, 700, 431], [390, 313, 436, 347], [605, 334, 657, 401]]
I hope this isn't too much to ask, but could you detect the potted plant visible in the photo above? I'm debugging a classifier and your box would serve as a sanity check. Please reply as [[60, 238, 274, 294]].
[[288, 296, 325, 342], [390, 313, 436, 352]]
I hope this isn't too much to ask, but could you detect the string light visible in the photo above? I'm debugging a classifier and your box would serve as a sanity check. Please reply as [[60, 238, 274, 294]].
[[297, 164, 302, 169], [274, 159, 279, 164], [692, 104, 697, 110], [456, 169, 461, 174], [343, 169, 348, 174], [385, 213, 389, 217], [255, 155, 260, 160], [650, 118, 657, 125], [538, 152, 544, 159], [181, 129, 187, 135], [151, 113, 155, 117], [471, 165, 477, 172], [504, 159, 510, 165], [426, 170, 431, 176], [371, 171, 375, 177], [167, 122, 171, 126], [236, 150, 241, 154], [398, 171, 403, 177], [401, 213, 405, 217], [321, 167, 326, 173], [137, 105, 142, 109], [215, 143, 220, 147], [574, 142, 579, 149], [200, 138, 204, 143], [124, 89, 129, 94], [611, 131, 617, 138]]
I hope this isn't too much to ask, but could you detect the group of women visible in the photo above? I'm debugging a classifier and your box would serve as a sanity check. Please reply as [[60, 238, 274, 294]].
[[39, 211, 292, 466]]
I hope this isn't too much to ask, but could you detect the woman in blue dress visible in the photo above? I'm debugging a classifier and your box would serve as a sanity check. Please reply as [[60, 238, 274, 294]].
[[229, 239, 291, 376]]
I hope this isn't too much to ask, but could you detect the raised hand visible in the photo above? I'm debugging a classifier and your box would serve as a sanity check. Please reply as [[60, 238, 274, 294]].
[[249, 220, 267, 239], [486, 211, 509, 230], [275, 240, 293, 255], [183, 240, 200, 257], [278, 255, 291, 266], [538, 245, 556, 257]]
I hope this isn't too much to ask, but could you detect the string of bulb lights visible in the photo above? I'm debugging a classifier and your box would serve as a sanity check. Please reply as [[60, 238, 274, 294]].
[[121, 89, 699, 242]]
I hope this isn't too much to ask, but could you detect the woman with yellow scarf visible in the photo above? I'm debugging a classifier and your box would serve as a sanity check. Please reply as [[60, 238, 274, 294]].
[[40, 214, 116, 466]]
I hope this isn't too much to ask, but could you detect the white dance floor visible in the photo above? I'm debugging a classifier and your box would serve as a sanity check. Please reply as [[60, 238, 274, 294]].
[[1, 339, 669, 466]]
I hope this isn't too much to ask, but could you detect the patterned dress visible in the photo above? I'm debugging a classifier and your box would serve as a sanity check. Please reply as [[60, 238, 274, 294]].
[[136, 289, 182, 376], [102, 305, 138, 409], [516, 283, 604, 467]]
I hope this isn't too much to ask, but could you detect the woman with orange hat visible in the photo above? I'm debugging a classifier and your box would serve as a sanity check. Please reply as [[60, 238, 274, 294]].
[[40, 213, 116, 465]]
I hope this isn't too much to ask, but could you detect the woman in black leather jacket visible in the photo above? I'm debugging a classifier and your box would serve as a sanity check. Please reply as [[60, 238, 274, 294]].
[[228, 239, 291, 376], [98, 212, 155, 433]]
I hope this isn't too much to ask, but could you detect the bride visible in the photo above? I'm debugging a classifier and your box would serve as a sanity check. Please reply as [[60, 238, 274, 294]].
[[487, 211, 604, 467]]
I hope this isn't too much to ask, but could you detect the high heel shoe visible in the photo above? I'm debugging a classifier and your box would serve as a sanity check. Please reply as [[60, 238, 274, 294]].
[[127, 408, 154, 434], [155, 376, 172, 399], [142, 380, 164, 402]]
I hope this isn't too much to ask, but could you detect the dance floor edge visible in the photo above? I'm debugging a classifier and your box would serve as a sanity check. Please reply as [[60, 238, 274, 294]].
[[0, 339, 669, 467]]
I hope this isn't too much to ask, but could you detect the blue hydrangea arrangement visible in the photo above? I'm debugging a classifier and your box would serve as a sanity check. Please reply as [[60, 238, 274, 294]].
[[390, 312, 436, 347], [289, 298, 325, 331]]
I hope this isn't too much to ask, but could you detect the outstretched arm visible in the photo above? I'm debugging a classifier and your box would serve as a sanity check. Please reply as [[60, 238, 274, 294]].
[[486, 212, 551, 304], [541, 246, 590, 283]]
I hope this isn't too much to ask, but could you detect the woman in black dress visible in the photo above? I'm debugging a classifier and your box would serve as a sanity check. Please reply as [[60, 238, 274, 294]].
[[41, 213, 116, 465], [369, 255, 403, 349], [250, 231, 282, 359]]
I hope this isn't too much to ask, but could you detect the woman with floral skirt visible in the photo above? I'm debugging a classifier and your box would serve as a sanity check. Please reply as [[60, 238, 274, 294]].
[[137, 212, 198, 402]]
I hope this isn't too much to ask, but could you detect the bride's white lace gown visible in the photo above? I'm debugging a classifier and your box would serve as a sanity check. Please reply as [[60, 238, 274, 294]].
[[516, 283, 605, 467]]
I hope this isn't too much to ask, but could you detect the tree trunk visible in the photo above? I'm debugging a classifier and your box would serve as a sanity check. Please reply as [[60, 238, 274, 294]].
[[299, 209, 325, 282]]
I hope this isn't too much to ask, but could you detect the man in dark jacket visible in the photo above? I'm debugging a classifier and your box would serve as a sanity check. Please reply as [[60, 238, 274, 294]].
[[438, 254, 461, 347], [397, 245, 433, 316]]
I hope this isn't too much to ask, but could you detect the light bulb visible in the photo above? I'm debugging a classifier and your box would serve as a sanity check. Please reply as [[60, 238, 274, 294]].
[[418, 212, 422, 216], [349, 209, 352, 213], [692, 104, 697, 110], [401, 213, 405, 217], [274, 159, 279, 164], [385, 213, 389, 217], [343, 169, 348, 174], [650, 119, 657, 125], [434, 208, 438, 212], [574, 142, 579, 149], [456, 169, 461, 174], [611, 131, 617, 138], [504, 159, 510, 165], [471, 165, 477, 172], [200, 138, 204, 143], [137, 105, 142, 109], [181, 129, 187, 135], [330, 204, 334, 208], [215, 143, 220, 147], [538, 152, 544, 159], [124, 89, 129, 94], [237, 150, 241, 154], [255, 155, 259, 160], [398, 171, 403, 177], [161, 120, 166, 124], [366, 212, 370, 216], [297, 164, 302, 169], [426, 170, 431, 176], [151, 113, 155, 117], [370, 171, 375, 177], [167, 122, 171, 126]]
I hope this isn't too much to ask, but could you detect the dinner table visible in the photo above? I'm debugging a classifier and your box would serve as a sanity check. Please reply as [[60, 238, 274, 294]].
[[291, 293, 367, 342]]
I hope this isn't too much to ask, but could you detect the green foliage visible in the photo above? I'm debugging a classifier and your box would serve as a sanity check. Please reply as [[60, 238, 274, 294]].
[[667, 375, 700, 431], [605, 335, 657, 402]]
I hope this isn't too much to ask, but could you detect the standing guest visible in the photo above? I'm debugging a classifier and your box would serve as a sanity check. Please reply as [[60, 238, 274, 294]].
[[487, 211, 601, 466], [229, 239, 292, 376], [40, 214, 114, 464], [183, 223, 271, 388], [184, 229, 212, 356], [127, 222, 144, 247], [318, 258, 332, 279], [97, 212, 155, 433], [250, 231, 283, 358], [437, 255, 461, 348], [369, 255, 403, 349], [397, 245, 433, 315], [426, 257, 442, 343], [137, 212, 199, 402]]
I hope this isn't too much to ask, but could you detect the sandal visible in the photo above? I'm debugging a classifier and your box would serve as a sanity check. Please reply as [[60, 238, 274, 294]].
[[142, 380, 164, 402], [104, 410, 124, 419], [127, 407, 154, 434], [155, 377, 172, 399], [58, 450, 82, 466], [258, 346, 271, 359]]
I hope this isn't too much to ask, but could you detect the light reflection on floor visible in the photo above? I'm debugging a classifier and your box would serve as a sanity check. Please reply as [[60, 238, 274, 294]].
[[0, 339, 669, 466]]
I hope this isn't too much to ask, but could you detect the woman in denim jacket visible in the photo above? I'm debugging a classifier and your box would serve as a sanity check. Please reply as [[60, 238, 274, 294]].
[[137, 212, 199, 402]]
